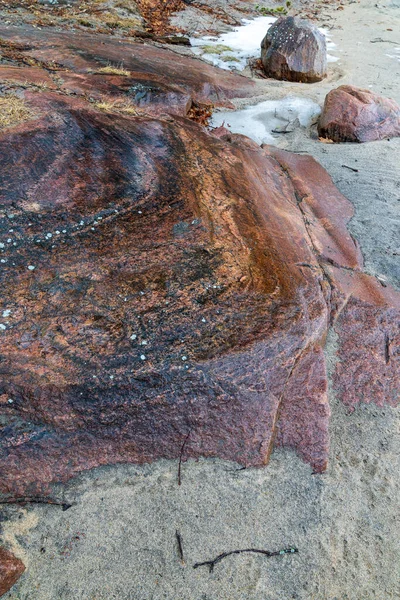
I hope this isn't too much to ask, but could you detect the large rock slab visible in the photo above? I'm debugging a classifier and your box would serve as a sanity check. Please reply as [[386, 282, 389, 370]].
[[261, 16, 327, 83], [0, 547, 25, 597], [0, 25, 256, 115], [318, 85, 400, 142], [0, 28, 398, 499]]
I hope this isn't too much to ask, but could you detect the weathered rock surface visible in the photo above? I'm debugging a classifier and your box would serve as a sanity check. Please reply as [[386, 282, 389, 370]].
[[261, 16, 327, 83], [0, 27, 398, 499], [318, 85, 400, 142], [0, 25, 255, 115], [0, 547, 25, 597]]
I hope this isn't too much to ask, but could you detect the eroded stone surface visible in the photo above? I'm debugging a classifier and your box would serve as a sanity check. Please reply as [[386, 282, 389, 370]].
[[0, 25, 256, 115], [318, 85, 400, 142], [0, 27, 398, 499], [0, 546, 25, 597], [261, 16, 327, 83]]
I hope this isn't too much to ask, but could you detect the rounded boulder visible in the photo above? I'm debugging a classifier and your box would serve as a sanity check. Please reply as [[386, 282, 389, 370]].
[[261, 16, 327, 83]]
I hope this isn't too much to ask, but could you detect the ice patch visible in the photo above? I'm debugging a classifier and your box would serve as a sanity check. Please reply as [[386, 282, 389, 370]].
[[386, 47, 400, 62], [190, 16, 276, 70], [320, 27, 340, 63], [211, 97, 321, 145], [191, 18, 339, 70]]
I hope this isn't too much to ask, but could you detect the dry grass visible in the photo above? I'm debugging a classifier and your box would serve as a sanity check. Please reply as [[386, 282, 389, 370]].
[[96, 66, 131, 77], [0, 96, 34, 129], [97, 14, 143, 29], [94, 98, 139, 115]]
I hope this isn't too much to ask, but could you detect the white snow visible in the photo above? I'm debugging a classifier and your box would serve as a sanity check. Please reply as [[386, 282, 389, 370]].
[[190, 16, 276, 70], [386, 47, 400, 62], [319, 27, 340, 63], [191, 17, 339, 70], [211, 96, 321, 145]]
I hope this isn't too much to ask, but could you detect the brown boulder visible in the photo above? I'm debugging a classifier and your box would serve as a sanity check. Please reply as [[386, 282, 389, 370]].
[[318, 85, 400, 142], [0, 547, 25, 596], [261, 16, 327, 83]]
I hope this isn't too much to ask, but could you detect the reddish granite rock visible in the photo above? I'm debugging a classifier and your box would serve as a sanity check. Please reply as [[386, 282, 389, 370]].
[[0, 92, 331, 494], [0, 67, 57, 89], [267, 149, 400, 410], [0, 547, 25, 597], [0, 27, 398, 499], [0, 25, 255, 114], [318, 85, 400, 142], [261, 17, 327, 83]]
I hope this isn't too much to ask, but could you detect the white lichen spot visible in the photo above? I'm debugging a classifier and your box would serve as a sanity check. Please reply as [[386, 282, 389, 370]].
[[0, 324, 6, 330], [2, 309, 11, 318], [27, 265, 35, 271], [130, 334, 137, 340], [140, 354, 146, 360], [0, 243, 4, 249], [182, 356, 187, 361], [109, 375, 114, 379], [141, 340, 147, 346]]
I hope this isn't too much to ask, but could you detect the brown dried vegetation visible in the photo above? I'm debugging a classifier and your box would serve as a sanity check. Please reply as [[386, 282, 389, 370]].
[[0, 95, 34, 128]]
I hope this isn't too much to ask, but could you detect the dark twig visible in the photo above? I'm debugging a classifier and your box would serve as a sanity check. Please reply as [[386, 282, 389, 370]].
[[177, 430, 191, 486], [370, 38, 400, 45], [176, 530, 185, 564], [384, 333, 390, 364], [193, 547, 298, 572], [342, 164, 359, 173], [0, 497, 72, 511]]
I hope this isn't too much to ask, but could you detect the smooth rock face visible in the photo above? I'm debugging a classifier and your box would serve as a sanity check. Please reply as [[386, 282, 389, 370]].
[[0, 25, 256, 114], [261, 16, 327, 83], [0, 28, 398, 499], [0, 547, 25, 597], [318, 85, 400, 142]]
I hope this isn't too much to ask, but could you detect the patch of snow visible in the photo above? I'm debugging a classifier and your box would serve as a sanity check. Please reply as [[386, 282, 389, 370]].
[[386, 47, 400, 62], [320, 28, 340, 63], [211, 96, 321, 145], [191, 17, 339, 71], [190, 16, 276, 70]]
